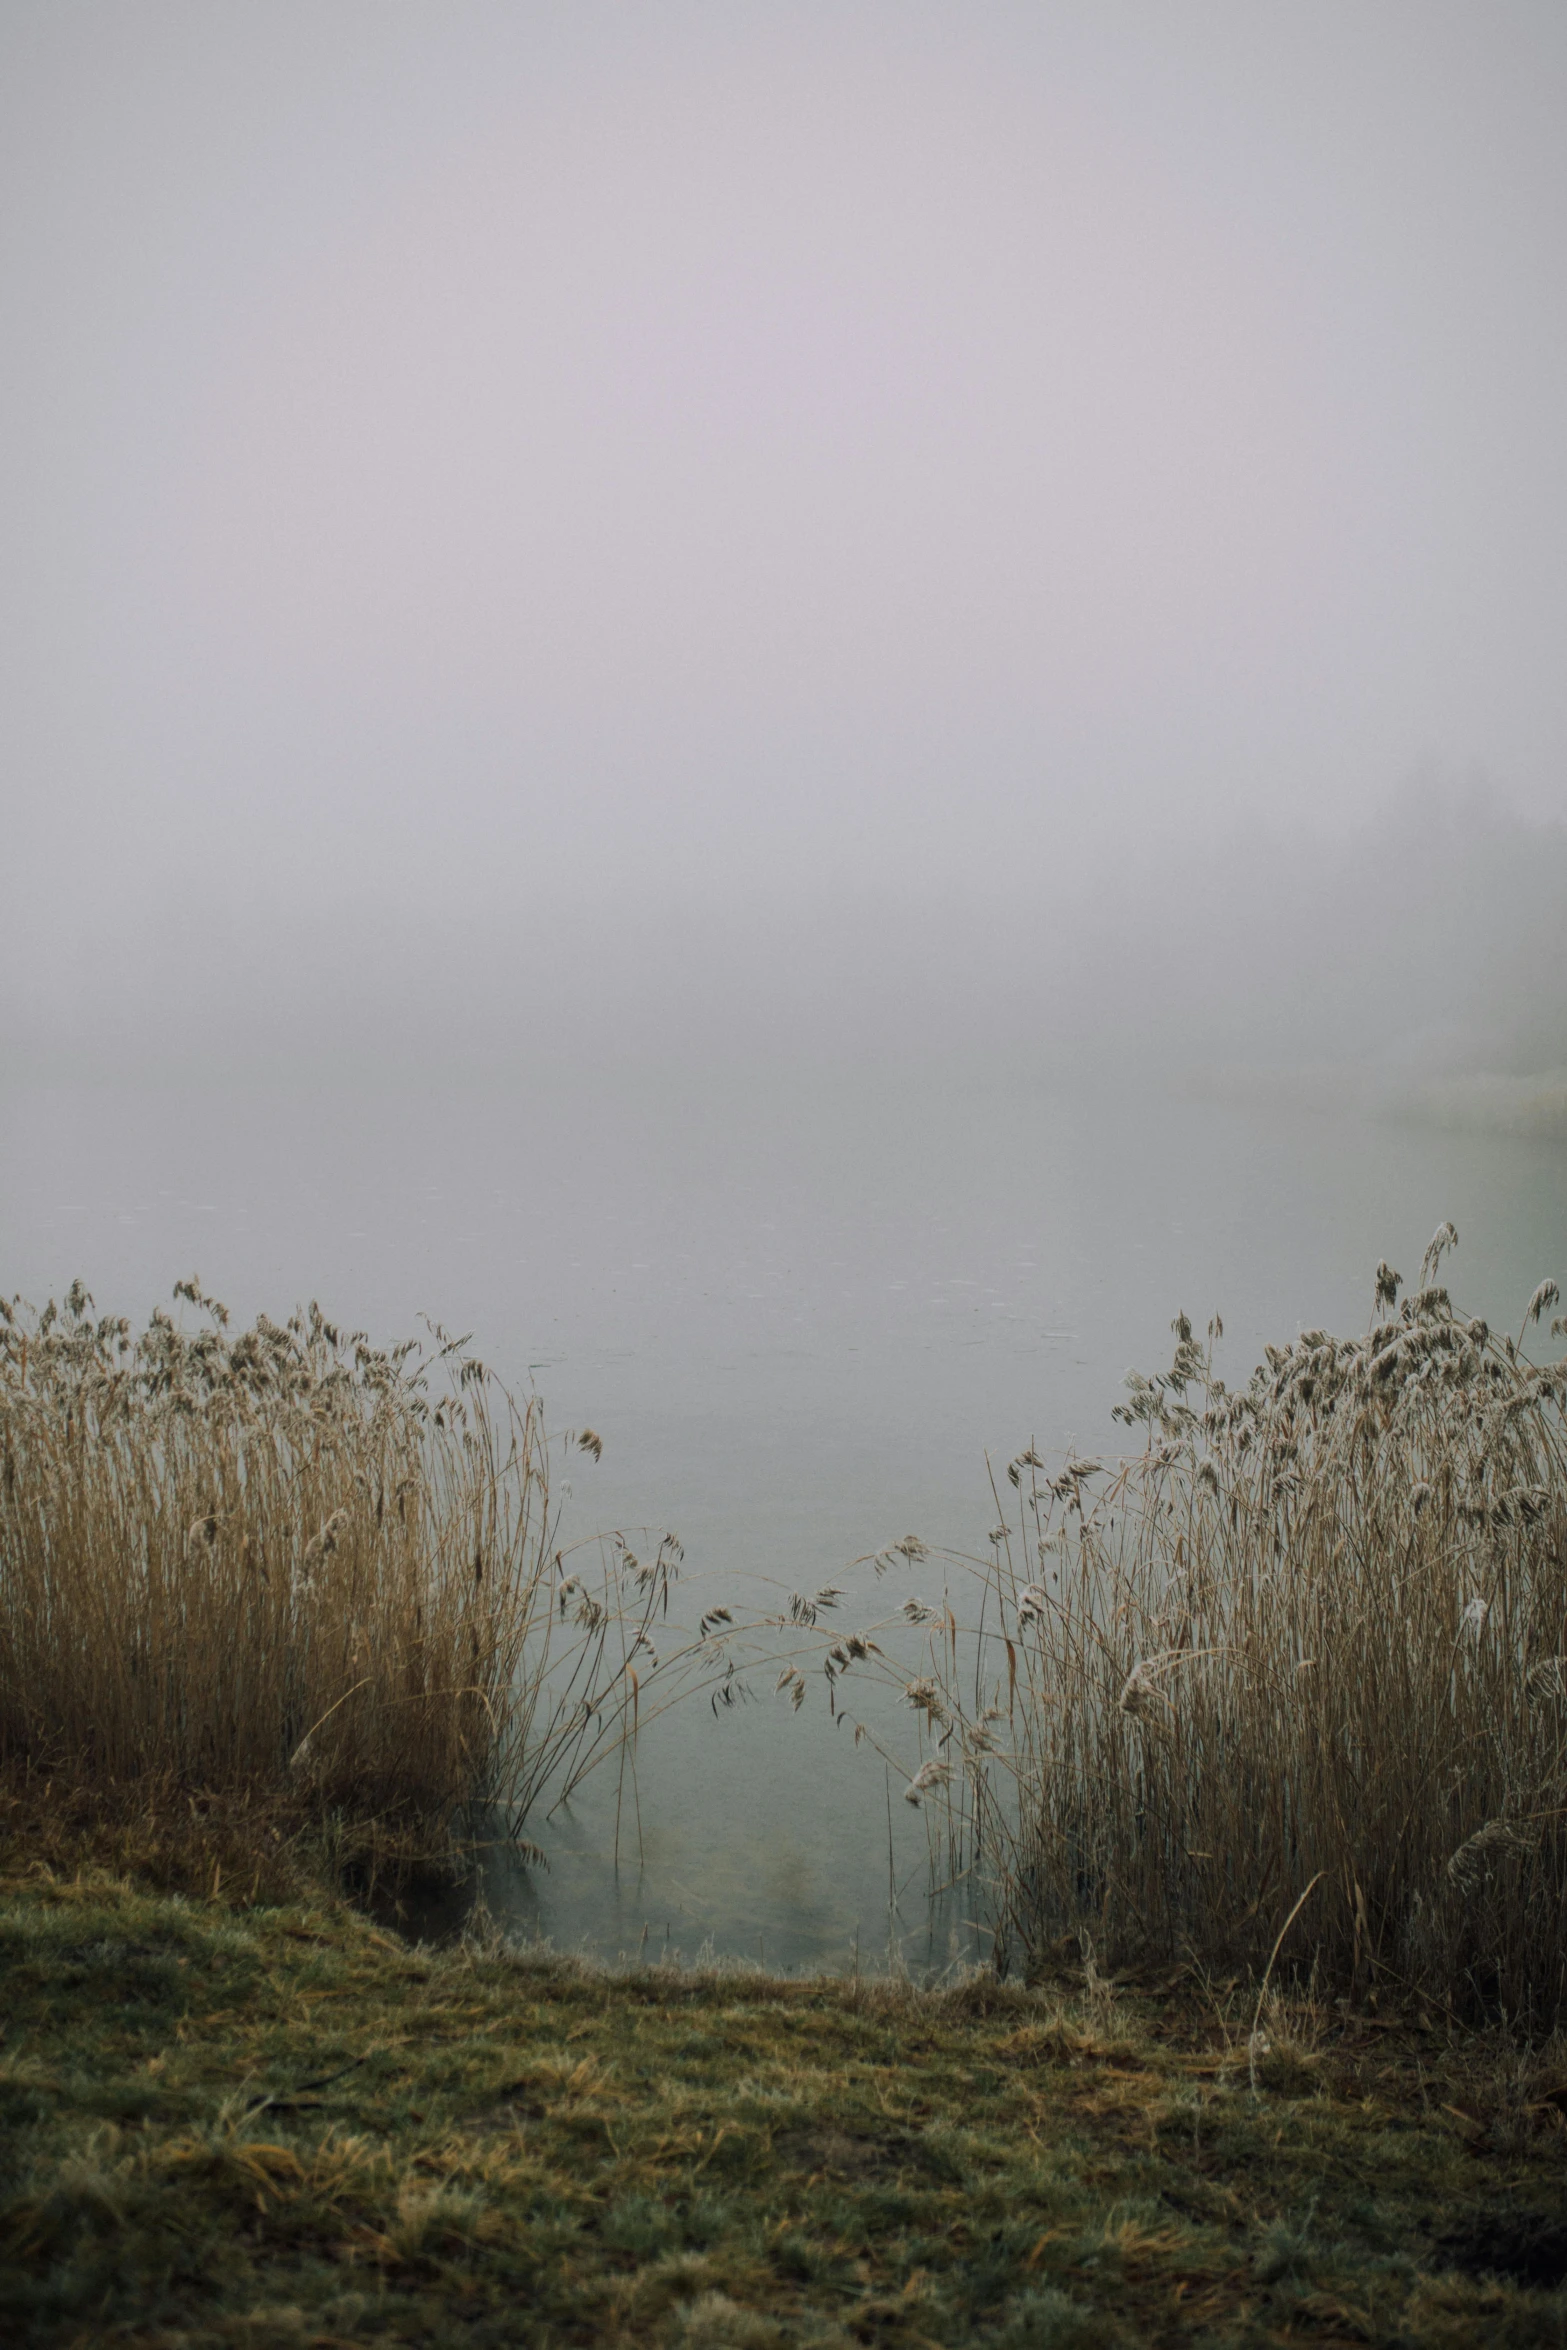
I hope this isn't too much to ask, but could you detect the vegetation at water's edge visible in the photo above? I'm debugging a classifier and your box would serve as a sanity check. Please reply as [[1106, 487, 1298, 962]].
[[817, 1225, 1567, 2025], [20, 1227, 1567, 2035], [10, 1238, 1567, 2342], [0, 1279, 710, 1877], [6, 1859, 1567, 2349]]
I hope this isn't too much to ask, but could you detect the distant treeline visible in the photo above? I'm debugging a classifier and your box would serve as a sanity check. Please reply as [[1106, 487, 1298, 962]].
[[4, 778, 1563, 1105]]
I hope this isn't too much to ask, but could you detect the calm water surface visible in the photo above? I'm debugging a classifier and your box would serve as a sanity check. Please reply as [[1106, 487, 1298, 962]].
[[6, 1071, 1566, 1969]]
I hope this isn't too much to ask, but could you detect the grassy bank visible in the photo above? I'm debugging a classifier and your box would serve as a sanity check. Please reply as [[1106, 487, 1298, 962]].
[[5, 1857, 1567, 2347], [11, 1258, 1567, 2342]]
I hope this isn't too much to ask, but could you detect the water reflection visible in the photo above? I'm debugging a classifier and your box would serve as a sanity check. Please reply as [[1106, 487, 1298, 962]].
[[375, 1795, 995, 1984]]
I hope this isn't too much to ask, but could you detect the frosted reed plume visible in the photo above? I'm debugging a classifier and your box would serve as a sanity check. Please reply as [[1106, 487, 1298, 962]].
[[0, 1280, 681, 1850], [798, 1229, 1567, 2023], [936, 1233, 1567, 2020]]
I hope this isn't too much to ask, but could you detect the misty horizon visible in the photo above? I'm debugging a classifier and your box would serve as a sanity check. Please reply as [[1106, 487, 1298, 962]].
[[7, 774, 1566, 1122], [4, 3, 1567, 1110]]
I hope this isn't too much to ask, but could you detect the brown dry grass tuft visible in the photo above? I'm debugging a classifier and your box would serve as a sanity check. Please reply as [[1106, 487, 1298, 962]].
[[943, 1227, 1567, 2023], [0, 1279, 681, 1864], [803, 1228, 1567, 2029]]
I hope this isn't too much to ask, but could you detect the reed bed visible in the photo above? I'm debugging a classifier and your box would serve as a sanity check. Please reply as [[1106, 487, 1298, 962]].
[[0, 1280, 679, 1854], [856, 1226, 1567, 2022], [15, 1234, 1567, 2025]]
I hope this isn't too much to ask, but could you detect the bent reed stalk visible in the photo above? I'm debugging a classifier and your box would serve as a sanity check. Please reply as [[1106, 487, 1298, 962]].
[[0, 1279, 682, 1853], [874, 1226, 1567, 2022]]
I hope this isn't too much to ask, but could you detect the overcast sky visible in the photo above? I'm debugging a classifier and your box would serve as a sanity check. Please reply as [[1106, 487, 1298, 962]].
[[4, 3, 1567, 1060]]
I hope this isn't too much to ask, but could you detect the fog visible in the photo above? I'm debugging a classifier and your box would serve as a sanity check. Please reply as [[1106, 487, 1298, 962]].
[[4, 3, 1567, 1103]]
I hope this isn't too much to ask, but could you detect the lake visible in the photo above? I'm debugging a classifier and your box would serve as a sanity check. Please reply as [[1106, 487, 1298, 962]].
[[5, 1067, 1565, 1971]]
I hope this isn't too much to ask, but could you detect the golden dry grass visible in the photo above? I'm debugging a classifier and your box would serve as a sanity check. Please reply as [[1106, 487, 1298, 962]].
[[0, 1280, 681, 1860], [872, 1226, 1567, 2024]]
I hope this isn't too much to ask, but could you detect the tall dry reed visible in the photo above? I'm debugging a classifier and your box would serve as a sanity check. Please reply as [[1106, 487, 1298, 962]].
[[0, 1280, 677, 1848], [909, 1228, 1567, 2019], [803, 1229, 1567, 2021]]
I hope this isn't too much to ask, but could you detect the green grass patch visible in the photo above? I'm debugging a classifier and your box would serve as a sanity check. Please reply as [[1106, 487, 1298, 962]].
[[5, 1869, 1567, 2344]]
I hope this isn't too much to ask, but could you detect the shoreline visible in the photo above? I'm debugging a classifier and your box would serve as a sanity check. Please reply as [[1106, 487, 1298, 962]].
[[5, 1855, 1567, 2345]]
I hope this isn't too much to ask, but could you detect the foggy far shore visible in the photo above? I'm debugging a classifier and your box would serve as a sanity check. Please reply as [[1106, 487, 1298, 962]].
[[7, 777, 1565, 1143]]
